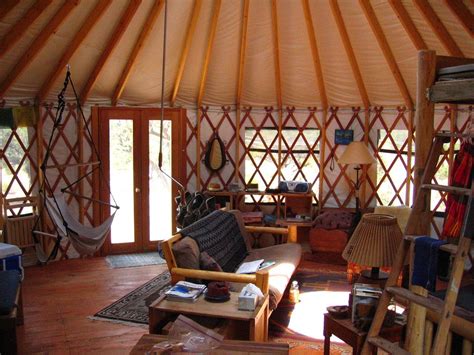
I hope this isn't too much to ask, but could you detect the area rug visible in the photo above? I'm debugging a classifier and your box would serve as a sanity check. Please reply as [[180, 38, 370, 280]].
[[91, 271, 171, 325], [105, 252, 166, 268]]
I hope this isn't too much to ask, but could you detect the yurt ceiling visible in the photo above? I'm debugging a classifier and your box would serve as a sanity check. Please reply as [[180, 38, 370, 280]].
[[0, 0, 472, 108]]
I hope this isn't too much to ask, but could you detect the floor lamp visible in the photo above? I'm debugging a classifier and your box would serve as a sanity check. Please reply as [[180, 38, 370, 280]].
[[338, 141, 375, 223]]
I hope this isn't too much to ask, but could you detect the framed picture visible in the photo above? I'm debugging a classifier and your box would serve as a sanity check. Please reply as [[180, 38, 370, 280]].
[[335, 129, 353, 145]]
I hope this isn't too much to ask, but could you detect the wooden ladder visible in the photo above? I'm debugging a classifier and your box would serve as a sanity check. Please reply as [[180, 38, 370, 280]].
[[361, 132, 473, 355]]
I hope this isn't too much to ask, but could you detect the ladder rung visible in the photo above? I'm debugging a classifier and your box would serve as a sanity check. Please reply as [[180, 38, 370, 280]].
[[404, 236, 458, 255], [386, 286, 443, 313], [367, 336, 409, 355], [439, 243, 458, 254], [421, 184, 471, 195]]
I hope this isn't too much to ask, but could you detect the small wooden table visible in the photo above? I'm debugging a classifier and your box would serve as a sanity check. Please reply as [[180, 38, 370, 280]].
[[149, 293, 269, 341], [323, 313, 403, 355], [131, 334, 288, 354]]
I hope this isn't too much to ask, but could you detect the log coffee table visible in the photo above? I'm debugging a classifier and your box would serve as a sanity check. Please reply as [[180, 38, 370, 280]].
[[149, 292, 269, 341]]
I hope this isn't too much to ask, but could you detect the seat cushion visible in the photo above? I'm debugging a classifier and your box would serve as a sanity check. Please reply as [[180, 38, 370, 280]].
[[0, 270, 21, 315], [233, 243, 302, 310]]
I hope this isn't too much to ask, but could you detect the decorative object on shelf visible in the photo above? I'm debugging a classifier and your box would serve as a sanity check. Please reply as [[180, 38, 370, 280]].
[[204, 134, 227, 172], [338, 141, 375, 222], [207, 182, 222, 192], [246, 182, 259, 192], [277, 180, 310, 193], [342, 213, 403, 281], [228, 182, 243, 192]]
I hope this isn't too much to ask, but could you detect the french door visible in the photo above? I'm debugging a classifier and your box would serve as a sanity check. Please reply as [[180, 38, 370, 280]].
[[95, 107, 186, 254]]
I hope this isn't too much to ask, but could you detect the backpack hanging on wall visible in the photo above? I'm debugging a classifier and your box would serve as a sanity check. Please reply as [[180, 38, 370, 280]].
[[204, 134, 226, 172]]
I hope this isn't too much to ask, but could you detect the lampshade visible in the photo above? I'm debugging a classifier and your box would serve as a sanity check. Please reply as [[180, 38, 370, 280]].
[[342, 213, 403, 268], [338, 141, 375, 165]]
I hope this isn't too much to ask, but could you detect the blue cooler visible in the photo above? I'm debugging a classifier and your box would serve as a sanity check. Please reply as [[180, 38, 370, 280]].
[[0, 243, 23, 280]]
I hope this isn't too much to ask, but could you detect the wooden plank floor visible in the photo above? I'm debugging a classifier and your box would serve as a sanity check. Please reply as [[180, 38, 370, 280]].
[[17, 257, 168, 354]]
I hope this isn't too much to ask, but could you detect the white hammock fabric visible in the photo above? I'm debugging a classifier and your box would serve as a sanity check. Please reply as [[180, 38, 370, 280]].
[[45, 194, 116, 255]]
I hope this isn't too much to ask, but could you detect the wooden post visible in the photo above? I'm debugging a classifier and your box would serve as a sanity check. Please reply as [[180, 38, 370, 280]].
[[78, 105, 84, 224], [406, 109, 414, 206], [318, 108, 327, 208], [423, 319, 433, 355], [360, 108, 370, 209], [413, 50, 436, 232]]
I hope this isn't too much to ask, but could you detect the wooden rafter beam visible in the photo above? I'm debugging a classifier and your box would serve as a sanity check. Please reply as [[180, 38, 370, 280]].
[[236, 0, 250, 105], [80, 0, 142, 104], [414, 0, 464, 57], [197, 0, 221, 107], [330, 0, 369, 109], [301, 0, 328, 110], [0, 0, 79, 98], [0, 0, 19, 22], [359, 0, 413, 109], [444, 0, 474, 38], [170, 0, 202, 106], [388, 0, 427, 50], [112, 0, 164, 106], [0, 0, 52, 59], [37, 0, 112, 103], [271, 0, 282, 108]]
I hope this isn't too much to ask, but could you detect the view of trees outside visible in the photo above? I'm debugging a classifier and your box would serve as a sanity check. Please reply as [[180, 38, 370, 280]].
[[244, 128, 319, 203], [148, 120, 172, 241], [0, 127, 33, 204], [109, 120, 134, 244], [376, 129, 410, 206], [107, 119, 172, 244]]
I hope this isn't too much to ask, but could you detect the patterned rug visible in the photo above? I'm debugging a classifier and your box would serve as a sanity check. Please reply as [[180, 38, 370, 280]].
[[92, 271, 171, 325], [105, 252, 166, 268]]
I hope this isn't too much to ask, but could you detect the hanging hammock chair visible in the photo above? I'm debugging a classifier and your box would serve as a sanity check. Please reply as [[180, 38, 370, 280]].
[[32, 67, 119, 263]]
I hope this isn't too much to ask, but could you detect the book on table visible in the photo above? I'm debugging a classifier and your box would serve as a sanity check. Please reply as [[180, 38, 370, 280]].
[[235, 259, 265, 274], [165, 281, 207, 302]]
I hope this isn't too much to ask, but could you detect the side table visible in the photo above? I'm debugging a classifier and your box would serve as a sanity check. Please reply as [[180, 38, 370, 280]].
[[323, 313, 403, 355], [149, 292, 269, 341]]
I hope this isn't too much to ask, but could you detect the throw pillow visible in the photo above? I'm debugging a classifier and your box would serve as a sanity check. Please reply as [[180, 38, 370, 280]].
[[199, 251, 223, 272], [172, 237, 200, 269]]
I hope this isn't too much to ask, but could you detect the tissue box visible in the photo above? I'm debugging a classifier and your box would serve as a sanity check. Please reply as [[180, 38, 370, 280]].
[[239, 292, 258, 311]]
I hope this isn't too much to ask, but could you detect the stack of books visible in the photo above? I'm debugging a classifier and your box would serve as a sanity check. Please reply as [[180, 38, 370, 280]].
[[165, 281, 207, 303]]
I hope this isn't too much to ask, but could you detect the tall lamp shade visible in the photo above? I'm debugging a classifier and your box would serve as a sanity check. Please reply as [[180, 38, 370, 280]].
[[338, 141, 375, 165], [342, 213, 403, 280]]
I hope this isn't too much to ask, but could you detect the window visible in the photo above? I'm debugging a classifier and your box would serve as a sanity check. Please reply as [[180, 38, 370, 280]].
[[244, 127, 320, 203], [1, 127, 36, 201], [376, 129, 410, 206]]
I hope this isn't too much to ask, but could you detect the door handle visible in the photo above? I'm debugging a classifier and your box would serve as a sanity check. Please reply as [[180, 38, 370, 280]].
[[135, 187, 141, 193]]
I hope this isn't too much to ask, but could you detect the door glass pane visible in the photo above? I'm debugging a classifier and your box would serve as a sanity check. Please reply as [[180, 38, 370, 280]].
[[110, 119, 134, 244], [149, 120, 172, 241]]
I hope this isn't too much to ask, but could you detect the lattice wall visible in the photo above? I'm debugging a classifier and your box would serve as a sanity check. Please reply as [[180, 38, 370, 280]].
[[185, 105, 472, 238], [1, 101, 93, 256]]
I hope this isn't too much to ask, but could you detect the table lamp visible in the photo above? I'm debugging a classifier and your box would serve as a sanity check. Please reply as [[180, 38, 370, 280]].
[[338, 141, 375, 222], [342, 213, 403, 280]]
